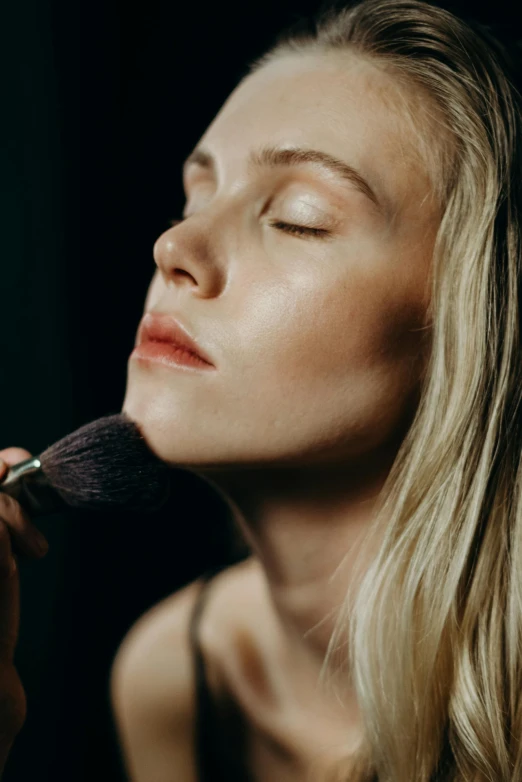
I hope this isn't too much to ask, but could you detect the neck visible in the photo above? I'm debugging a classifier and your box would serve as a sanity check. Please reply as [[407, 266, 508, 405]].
[[193, 442, 398, 682]]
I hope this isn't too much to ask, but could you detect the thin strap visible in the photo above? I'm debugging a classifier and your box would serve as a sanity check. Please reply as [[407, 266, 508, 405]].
[[190, 563, 233, 782], [189, 562, 253, 782]]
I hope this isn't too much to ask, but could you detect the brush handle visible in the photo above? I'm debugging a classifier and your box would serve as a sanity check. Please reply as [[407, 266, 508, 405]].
[[0, 457, 65, 516]]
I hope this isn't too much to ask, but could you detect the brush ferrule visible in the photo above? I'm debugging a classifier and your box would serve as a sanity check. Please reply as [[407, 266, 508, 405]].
[[1, 457, 42, 485], [0, 456, 64, 516]]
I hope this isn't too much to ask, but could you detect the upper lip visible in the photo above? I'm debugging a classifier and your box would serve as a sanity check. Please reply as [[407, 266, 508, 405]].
[[136, 312, 215, 366]]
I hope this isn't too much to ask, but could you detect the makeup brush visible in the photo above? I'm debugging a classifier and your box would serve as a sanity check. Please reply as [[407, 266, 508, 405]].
[[0, 412, 172, 516]]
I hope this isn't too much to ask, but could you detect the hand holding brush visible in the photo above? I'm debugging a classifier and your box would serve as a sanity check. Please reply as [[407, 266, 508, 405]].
[[0, 412, 173, 772], [0, 448, 46, 777]]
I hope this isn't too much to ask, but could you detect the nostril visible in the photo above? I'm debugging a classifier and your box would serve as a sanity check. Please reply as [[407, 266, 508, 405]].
[[173, 268, 196, 282]]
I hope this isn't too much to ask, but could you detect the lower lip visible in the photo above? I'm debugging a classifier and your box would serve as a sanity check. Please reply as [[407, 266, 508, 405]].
[[130, 341, 214, 370]]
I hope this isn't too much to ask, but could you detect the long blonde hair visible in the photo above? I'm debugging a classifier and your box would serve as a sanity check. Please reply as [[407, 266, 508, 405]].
[[247, 2, 522, 779]]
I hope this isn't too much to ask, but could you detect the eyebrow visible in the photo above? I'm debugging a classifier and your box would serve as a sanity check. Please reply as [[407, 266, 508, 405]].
[[182, 144, 386, 215]]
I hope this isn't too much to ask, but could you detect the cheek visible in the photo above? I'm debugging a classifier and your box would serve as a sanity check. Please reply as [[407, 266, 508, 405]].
[[271, 275, 426, 387]]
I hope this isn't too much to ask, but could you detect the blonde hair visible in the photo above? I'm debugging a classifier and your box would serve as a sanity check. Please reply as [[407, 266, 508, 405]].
[[247, 2, 522, 780]]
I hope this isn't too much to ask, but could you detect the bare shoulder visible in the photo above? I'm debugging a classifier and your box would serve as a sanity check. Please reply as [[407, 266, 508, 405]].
[[110, 575, 203, 782], [109, 556, 258, 782]]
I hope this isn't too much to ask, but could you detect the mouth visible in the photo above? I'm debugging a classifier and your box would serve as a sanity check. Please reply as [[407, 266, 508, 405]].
[[135, 312, 215, 367]]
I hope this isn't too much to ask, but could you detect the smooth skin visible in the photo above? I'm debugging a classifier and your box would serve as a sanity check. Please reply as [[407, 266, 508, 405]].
[[0, 49, 440, 779]]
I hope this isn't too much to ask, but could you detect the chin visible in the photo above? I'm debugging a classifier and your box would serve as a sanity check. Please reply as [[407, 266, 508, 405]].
[[121, 390, 223, 470], [122, 393, 185, 465]]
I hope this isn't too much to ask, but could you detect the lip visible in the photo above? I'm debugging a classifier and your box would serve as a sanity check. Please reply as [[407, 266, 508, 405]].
[[132, 312, 215, 368]]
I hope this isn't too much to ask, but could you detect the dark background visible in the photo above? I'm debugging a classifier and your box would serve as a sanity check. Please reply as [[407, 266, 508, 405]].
[[1, 0, 519, 779]]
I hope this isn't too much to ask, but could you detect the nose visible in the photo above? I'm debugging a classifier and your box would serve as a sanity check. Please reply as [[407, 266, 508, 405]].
[[152, 214, 227, 298]]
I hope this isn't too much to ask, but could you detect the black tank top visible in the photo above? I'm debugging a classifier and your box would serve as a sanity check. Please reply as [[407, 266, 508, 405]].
[[189, 563, 254, 782]]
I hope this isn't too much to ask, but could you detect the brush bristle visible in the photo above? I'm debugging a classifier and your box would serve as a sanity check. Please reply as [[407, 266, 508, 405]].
[[38, 412, 171, 512]]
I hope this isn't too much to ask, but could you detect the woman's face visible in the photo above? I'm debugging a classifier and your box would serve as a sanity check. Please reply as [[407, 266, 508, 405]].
[[123, 51, 439, 470]]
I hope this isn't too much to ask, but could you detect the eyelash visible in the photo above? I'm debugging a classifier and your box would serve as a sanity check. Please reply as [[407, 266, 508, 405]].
[[168, 216, 331, 240]]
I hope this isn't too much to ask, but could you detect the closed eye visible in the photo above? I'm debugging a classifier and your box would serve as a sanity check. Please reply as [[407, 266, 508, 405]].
[[267, 220, 331, 240], [168, 216, 331, 240]]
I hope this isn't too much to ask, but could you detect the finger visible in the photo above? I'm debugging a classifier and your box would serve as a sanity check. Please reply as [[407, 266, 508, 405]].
[[0, 450, 48, 558], [0, 521, 20, 664], [0, 449, 33, 465], [0, 494, 49, 559], [0, 449, 33, 485]]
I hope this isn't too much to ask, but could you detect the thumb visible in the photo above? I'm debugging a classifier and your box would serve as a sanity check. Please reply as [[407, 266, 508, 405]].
[[0, 449, 33, 484], [0, 449, 33, 465]]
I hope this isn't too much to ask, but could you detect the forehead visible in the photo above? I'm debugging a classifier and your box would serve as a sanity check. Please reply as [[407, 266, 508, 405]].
[[197, 51, 435, 218]]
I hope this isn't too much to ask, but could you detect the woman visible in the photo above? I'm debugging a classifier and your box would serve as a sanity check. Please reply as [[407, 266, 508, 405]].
[[1, 0, 522, 779]]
